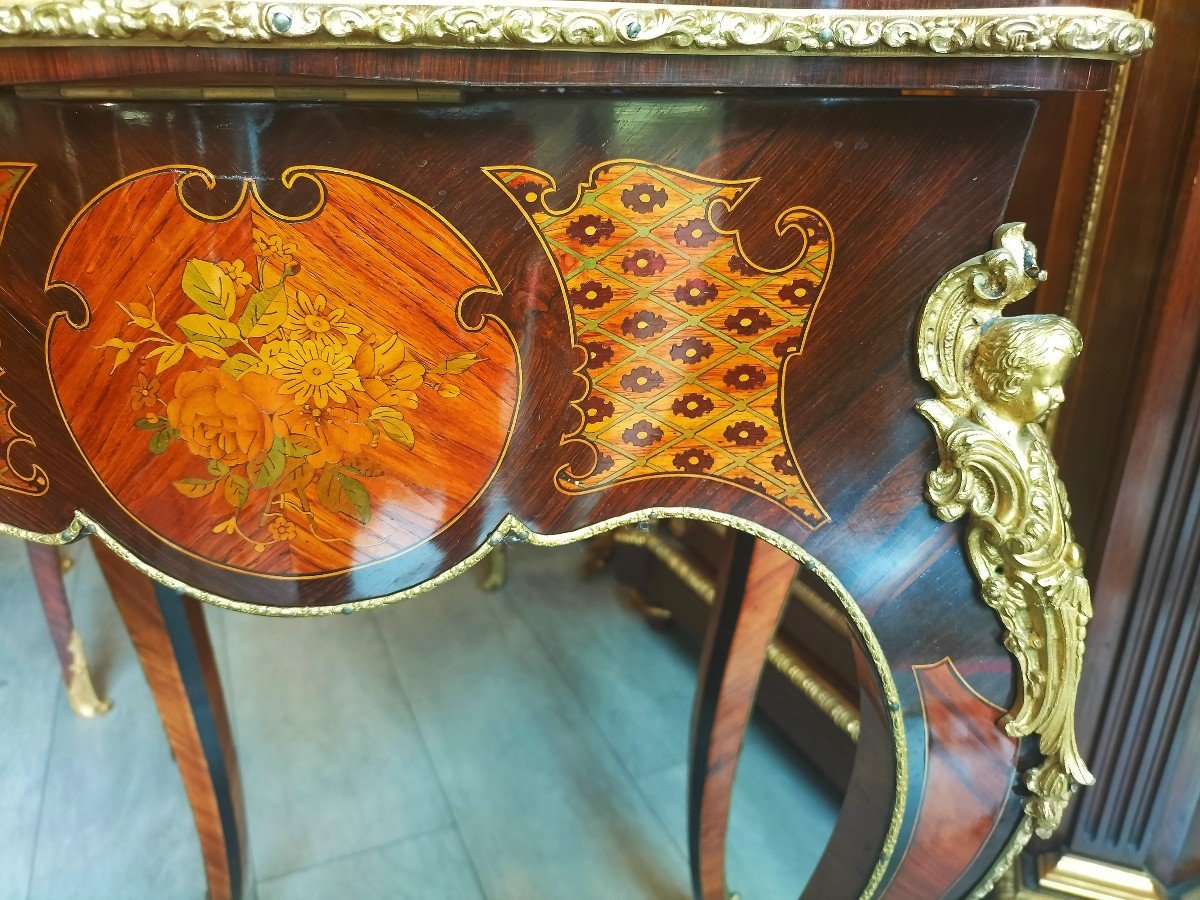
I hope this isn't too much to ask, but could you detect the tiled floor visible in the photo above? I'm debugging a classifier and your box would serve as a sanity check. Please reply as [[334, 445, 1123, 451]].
[[0, 535, 841, 899]]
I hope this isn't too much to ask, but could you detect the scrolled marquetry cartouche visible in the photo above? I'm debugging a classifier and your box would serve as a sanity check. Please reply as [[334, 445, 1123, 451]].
[[0, 1, 1154, 59], [917, 222, 1093, 841]]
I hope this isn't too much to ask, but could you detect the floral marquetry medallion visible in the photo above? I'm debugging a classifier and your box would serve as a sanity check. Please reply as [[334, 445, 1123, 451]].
[[488, 161, 832, 526], [47, 167, 518, 576]]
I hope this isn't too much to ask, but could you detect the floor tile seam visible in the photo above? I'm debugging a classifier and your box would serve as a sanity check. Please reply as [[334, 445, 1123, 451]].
[[253, 822, 468, 890], [496, 584, 690, 869], [24, 684, 64, 900], [368, 613, 492, 900]]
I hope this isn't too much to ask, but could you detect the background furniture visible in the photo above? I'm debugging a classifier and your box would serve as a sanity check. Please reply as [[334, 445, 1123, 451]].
[[606, 521, 860, 790]]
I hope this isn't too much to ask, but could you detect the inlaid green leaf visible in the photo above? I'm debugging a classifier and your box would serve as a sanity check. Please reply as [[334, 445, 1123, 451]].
[[238, 283, 287, 338], [281, 435, 318, 458], [181, 259, 236, 319], [186, 341, 229, 361], [247, 438, 286, 489], [178, 313, 241, 347], [224, 473, 249, 509], [371, 408, 415, 448], [173, 478, 216, 498], [275, 459, 315, 494], [316, 467, 371, 524], [152, 343, 186, 374], [220, 352, 259, 380]]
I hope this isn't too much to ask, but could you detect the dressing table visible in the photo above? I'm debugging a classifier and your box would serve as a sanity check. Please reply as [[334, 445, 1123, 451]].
[[0, 4, 1154, 897]]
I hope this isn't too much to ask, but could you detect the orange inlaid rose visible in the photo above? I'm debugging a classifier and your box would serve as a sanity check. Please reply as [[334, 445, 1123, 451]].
[[167, 369, 284, 466], [279, 403, 373, 469]]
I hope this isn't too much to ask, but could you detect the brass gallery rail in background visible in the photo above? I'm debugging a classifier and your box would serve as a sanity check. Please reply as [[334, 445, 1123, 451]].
[[611, 526, 861, 740], [0, 2, 1153, 59]]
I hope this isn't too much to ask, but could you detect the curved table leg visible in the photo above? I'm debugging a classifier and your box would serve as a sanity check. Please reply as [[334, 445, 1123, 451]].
[[689, 533, 798, 900], [93, 541, 248, 900], [26, 541, 112, 717]]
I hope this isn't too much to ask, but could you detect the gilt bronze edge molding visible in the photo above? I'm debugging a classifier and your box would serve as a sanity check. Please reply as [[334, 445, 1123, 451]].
[[0, 504, 906, 898], [0, 2, 1154, 60], [917, 221, 1094, 843], [967, 815, 1036, 900]]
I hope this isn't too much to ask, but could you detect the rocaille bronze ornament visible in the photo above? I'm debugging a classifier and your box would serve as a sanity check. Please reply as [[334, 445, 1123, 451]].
[[918, 222, 1093, 840], [0, 1, 1154, 59]]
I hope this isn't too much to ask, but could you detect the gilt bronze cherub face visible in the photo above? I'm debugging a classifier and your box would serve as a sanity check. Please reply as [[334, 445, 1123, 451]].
[[973, 314, 1083, 427]]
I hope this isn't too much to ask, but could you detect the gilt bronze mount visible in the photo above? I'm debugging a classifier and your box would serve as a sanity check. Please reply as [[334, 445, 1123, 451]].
[[918, 223, 1093, 841], [0, 2, 1154, 59]]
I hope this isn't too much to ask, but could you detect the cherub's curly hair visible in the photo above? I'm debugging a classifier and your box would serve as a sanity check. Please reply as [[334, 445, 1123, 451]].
[[973, 314, 1082, 403]]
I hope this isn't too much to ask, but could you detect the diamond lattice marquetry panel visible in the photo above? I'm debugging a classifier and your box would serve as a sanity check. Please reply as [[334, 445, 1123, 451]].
[[489, 161, 833, 527]]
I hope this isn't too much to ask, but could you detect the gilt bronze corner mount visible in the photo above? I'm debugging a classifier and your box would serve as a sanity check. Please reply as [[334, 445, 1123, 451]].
[[918, 222, 1094, 842]]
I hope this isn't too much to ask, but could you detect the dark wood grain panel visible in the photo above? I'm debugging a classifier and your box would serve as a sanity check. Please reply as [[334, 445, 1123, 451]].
[[1064, 101, 1200, 892], [0, 50, 1117, 94], [883, 660, 1019, 899]]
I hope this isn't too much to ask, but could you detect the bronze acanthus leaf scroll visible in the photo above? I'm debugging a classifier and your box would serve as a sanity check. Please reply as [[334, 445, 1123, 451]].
[[917, 223, 1094, 839]]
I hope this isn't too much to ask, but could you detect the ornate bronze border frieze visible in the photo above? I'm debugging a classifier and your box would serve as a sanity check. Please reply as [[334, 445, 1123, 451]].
[[918, 223, 1094, 846], [0, 2, 1153, 59]]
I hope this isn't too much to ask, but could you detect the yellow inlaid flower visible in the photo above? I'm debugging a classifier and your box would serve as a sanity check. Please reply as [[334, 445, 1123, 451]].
[[252, 228, 298, 269], [267, 516, 298, 542], [284, 291, 360, 346], [218, 259, 252, 293], [273, 340, 363, 409]]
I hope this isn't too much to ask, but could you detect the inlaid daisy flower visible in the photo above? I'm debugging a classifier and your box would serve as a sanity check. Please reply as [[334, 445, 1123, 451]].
[[622, 249, 667, 277], [621, 310, 668, 340], [273, 340, 363, 409], [778, 280, 812, 305], [218, 259, 253, 293], [622, 419, 664, 448], [724, 308, 772, 336], [723, 364, 766, 391], [672, 392, 716, 419], [129, 372, 160, 410], [772, 452, 798, 476], [620, 366, 665, 394], [669, 336, 714, 364], [584, 395, 616, 424], [724, 420, 768, 446], [584, 341, 615, 369], [284, 291, 361, 346], [570, 280, 614, 310]]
